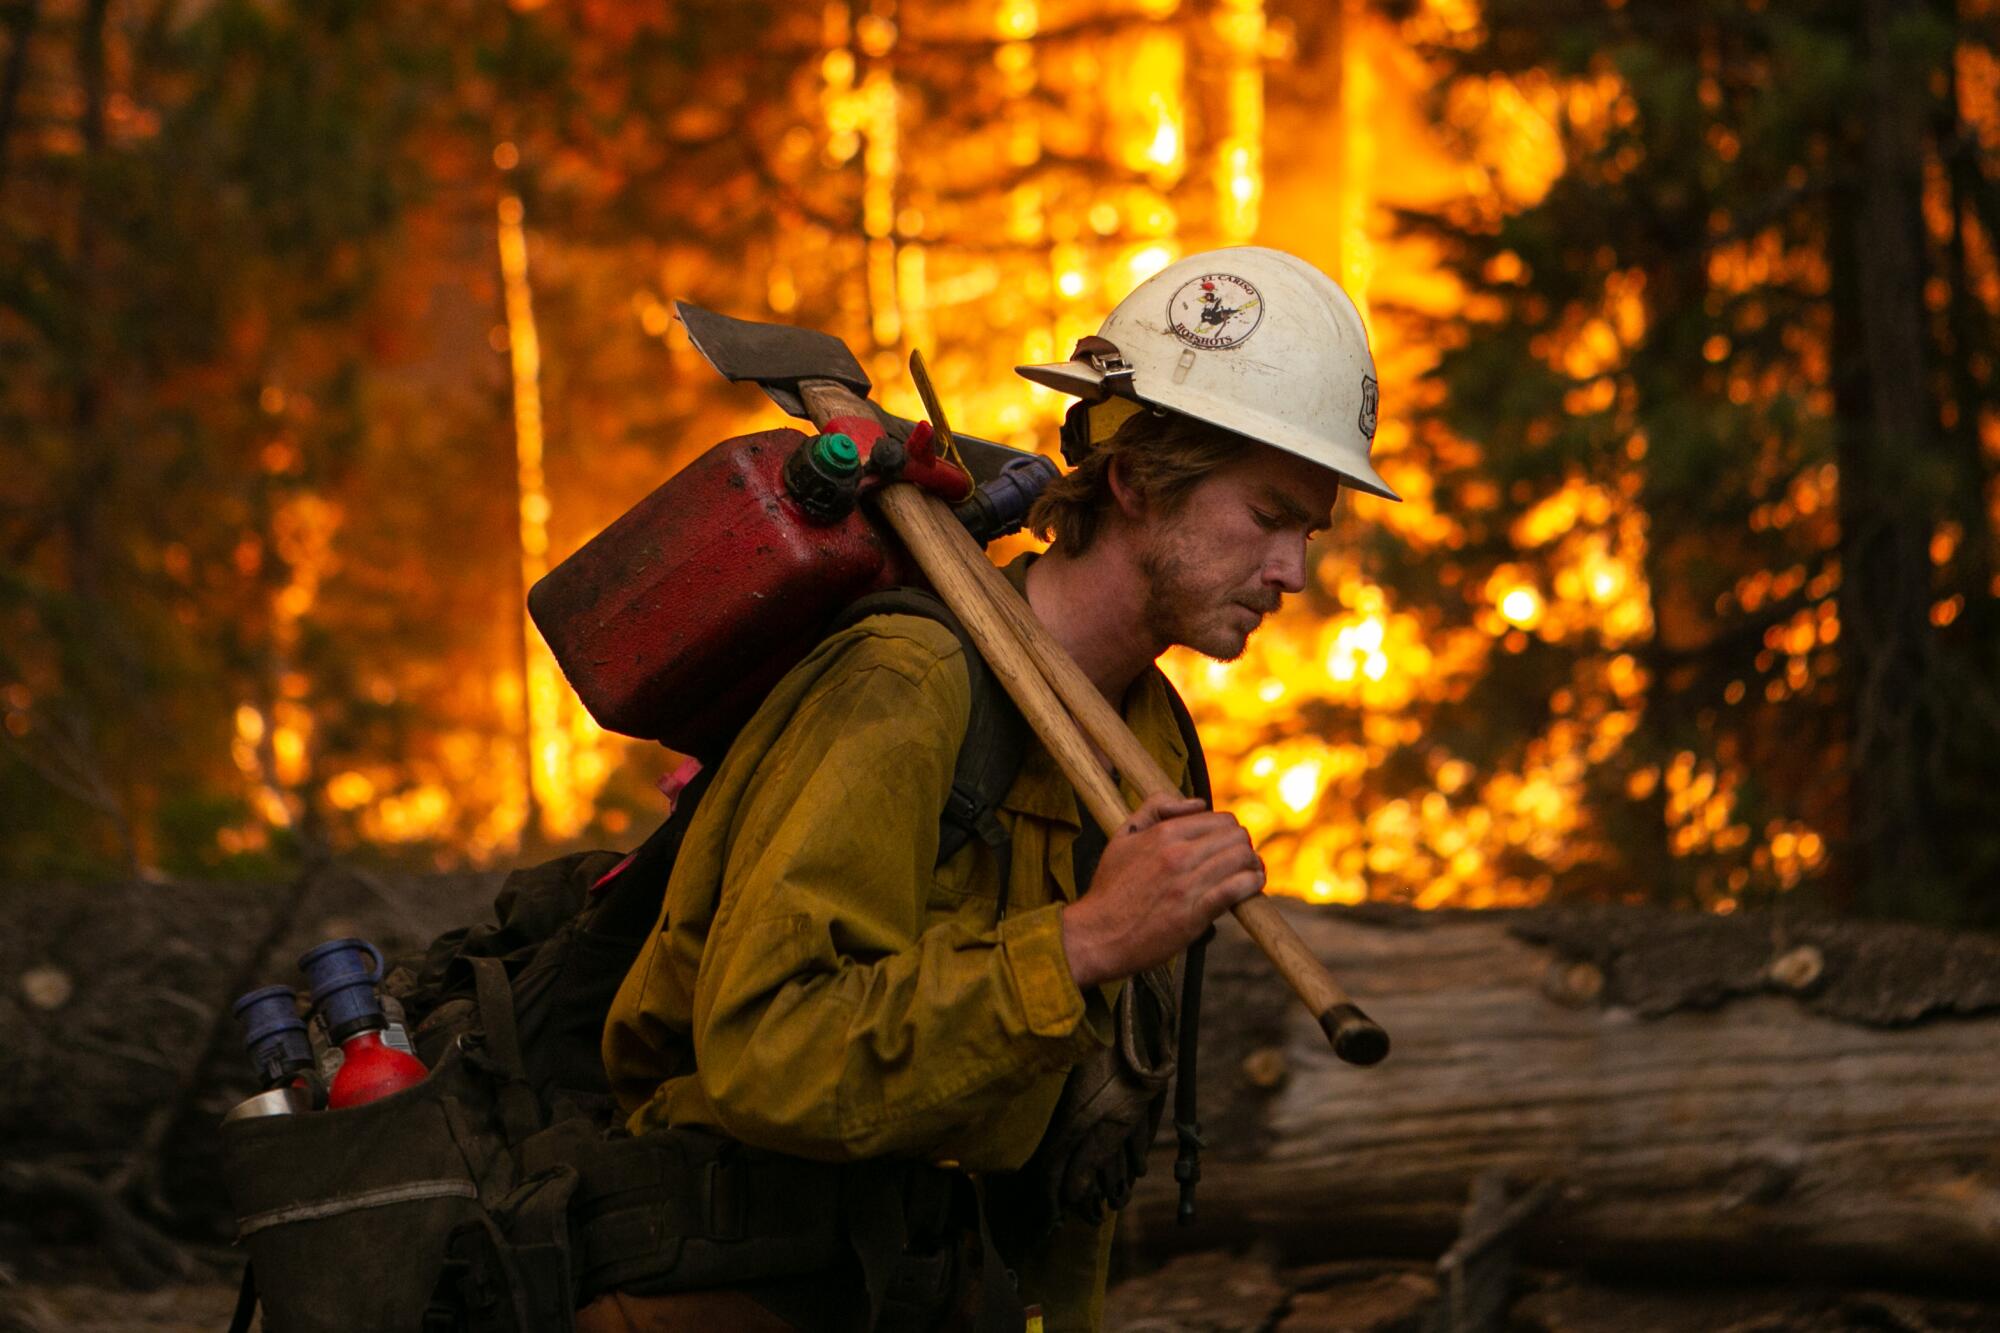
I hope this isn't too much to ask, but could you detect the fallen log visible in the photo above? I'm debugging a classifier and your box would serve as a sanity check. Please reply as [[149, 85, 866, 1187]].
[[1125, 900, 2000, 1288], [1101, 1250, 2000, 1333]]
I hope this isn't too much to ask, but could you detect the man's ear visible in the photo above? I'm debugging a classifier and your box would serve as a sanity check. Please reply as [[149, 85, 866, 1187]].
[[1105, 453, 1148, 523]]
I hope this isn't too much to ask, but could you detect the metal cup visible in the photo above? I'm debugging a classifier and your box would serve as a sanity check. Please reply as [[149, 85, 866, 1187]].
[[222, 1084, 313, 1123]]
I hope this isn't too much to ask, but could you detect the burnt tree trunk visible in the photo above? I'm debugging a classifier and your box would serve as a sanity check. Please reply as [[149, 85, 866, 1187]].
[[1833, 0, 1954, 918], [1127, 899, 2000, 1289]]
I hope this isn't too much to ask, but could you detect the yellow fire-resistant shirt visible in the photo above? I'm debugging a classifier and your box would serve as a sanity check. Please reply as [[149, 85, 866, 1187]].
[[602, 558, 1194, 1331]]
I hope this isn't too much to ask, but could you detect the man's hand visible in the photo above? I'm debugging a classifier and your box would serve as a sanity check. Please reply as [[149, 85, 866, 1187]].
[[1059, 791, 1265, 989]]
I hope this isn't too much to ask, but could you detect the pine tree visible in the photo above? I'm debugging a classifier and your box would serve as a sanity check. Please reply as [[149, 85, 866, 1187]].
[[0, 2, 488, 874], [1385, 0, 2000, 921]]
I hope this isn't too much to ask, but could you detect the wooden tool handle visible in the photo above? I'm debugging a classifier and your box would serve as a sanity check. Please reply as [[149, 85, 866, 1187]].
[[877, 486, 1132, 833], [797, 379, 1387, 1065], [880, 483, 1389, 1065]]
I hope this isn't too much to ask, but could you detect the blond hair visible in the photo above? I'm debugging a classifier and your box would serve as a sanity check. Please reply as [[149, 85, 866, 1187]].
[[1028, 404, 1251, 554]]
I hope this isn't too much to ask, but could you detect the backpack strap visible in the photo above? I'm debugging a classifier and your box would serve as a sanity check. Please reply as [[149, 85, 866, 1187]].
[[468, 955, 543, 1146], [834, 589, 1029, 913], [227, 1261, 257, 1333], [1157, 673, 1213, 1226]]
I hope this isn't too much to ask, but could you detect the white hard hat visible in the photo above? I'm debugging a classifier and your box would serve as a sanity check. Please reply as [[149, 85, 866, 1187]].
[[1017, 246, 1397, 501]]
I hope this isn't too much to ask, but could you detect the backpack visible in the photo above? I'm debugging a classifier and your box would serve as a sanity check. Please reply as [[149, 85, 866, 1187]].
[[219, 589, 1209, 1333]]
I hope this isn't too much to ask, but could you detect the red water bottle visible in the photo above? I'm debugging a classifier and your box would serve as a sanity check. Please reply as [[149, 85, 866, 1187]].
[[326, 1028, 428, 1108], [298, 938, 428, 1109]]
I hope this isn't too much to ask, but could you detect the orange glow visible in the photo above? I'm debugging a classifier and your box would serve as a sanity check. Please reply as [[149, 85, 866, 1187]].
[[0, 0, 1930, 918], [1132, 6, 1688, 910], [1759, 818, 1830, 888], [195, 2, 1764, 908], [1500, 585, 1543, 628], [1931, 523, 1962, 565], [1120, 32, 1187, 182], [458, 4, 1670, 907], [499, 190, 617, 845]]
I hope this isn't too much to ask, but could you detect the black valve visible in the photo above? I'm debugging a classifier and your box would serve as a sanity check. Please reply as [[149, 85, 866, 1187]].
[[953, 454, 1060, 545], [783, 431, 864, 523]]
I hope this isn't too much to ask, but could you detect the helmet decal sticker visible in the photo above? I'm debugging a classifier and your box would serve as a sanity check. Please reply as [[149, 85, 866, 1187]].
[[1358, 375, 1379, 440], [1168, 274, 1263, 351]]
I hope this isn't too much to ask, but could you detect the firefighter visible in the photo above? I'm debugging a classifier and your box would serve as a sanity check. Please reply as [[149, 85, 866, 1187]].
[[587, 246, 1396, 1332]]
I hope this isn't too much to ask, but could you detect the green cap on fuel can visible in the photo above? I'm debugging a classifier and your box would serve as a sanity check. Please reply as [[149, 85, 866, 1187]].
[[812, 432, 860, 476]]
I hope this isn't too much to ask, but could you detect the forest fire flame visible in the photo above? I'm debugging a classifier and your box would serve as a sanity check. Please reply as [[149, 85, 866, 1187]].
[[207, 0, 1825, 910], [10, 0, 1993, 923]]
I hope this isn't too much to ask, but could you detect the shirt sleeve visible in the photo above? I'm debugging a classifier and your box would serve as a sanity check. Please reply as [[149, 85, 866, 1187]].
[[690, 628, 1102, 1163]]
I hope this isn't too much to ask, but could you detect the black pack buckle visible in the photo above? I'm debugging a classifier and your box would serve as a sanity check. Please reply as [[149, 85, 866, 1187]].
[[942, 784, 981, 830]]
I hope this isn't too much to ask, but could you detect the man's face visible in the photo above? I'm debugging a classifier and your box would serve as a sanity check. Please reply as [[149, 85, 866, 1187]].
[[1133, 442, 1343, 661]]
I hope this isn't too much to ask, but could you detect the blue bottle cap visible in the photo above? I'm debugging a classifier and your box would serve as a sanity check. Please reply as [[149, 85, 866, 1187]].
[[232, 984, 314, 1088], [297, 937, 388, 1045]]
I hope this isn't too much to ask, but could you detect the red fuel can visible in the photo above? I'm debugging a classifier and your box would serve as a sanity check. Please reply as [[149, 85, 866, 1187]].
[[528, 427, 911, 759]]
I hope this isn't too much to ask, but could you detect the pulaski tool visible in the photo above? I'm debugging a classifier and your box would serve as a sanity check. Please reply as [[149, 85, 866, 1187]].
[[675, 304, 1389, 1067]]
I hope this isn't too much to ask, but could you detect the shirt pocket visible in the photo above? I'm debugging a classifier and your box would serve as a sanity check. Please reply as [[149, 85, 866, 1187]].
[[927, 812, 1070, 925], [927, 837, 1003, 915]]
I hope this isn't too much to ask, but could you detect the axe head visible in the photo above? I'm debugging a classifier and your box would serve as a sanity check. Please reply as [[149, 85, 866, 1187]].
[[676, 301, 872, 420], [675, 301, 1049, 486]]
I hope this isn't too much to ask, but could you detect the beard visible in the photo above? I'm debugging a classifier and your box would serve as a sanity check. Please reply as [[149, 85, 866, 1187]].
[[1138, 538, 1280, 662]]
